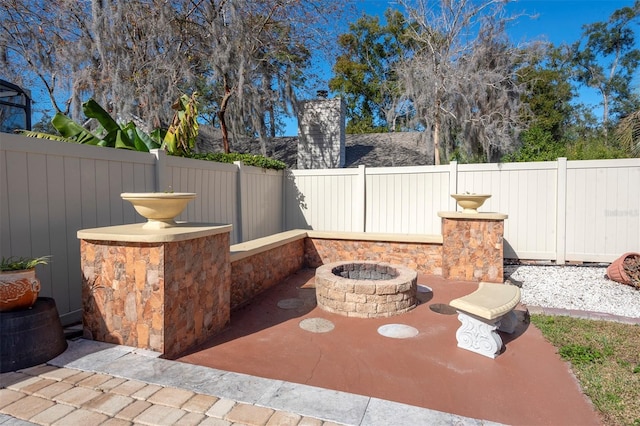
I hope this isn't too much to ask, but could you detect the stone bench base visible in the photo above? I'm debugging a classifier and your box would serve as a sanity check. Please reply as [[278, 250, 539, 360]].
[[449, 282, 521, 358]]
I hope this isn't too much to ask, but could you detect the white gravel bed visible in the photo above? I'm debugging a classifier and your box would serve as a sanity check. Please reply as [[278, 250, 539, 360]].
[[504, 265, 640, 319]]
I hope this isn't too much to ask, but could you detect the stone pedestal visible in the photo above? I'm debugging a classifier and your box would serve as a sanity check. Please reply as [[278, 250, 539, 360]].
[[78, 223, 232, 358], [438, 212, 508, 282]]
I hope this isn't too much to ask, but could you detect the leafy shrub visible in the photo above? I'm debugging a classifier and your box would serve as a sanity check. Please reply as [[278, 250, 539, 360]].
[[185, 152, 287, 170]]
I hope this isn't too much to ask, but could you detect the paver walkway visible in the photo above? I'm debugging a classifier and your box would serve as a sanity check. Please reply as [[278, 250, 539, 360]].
[[1, 363, 336, 426], [1, 338, 499, 425]]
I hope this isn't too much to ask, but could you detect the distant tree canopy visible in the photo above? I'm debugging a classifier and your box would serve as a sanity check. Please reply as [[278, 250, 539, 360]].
[[330, 0, 535, 164], [0, 0, 341, 155], [570, 1, 640, 127], [330, 0, 640, 163], [329, 9, 416, 134]]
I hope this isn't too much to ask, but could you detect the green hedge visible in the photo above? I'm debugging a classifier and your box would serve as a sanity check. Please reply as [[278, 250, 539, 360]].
[[180, 152, 287, 170]]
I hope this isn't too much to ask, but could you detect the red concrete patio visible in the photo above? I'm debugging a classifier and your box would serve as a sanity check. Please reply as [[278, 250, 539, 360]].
[[177, 269, 603, 426]]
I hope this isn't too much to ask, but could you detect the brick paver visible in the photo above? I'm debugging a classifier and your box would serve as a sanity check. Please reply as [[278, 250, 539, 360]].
[[198, 417, 232, 426], [76, 373, 114, 389], [146, 386, 195, 408], [38, 368, 80, 382], [16, 378, 57, 395], [6, 375, 48, 392], [51, 407, 109, 425], [32, 381, 74, 399], [81, 393, 135, 416], [205, 398, 236, 418], [61, 371, 95, 385], [0, 372, 28, 388], [181, 393, 219, 413], [28, 403, 76, 425], [1, 394, 55, 420], [0, 389, 25, 409], [18, 365, 58, 377], [174, 411, 206, 425], [134, 404, 187, 425], [109, 379, 148, 396], [298, 417, 324, 426], [100, 417, 134, 426], [131, 384, 162, 400], [53, 386, 102, 407], [225, 402, 274, 425], [266, 410, 301, 426], [96, 377, 127, 391], [113, 399, 152, 421]]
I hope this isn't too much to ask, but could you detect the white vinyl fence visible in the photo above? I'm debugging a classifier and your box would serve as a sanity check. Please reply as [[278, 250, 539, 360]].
[[0, 133, 283, 323], [285, 159, 640, 263], [2, 132, 639, 322]]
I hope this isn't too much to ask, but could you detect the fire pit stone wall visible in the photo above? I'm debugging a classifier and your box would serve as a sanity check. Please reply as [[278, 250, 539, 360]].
[[315, 260, 418, 318]]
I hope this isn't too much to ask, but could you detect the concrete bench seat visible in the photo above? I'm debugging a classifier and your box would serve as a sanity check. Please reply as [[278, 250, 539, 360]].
[[449, 282, 521, 358]]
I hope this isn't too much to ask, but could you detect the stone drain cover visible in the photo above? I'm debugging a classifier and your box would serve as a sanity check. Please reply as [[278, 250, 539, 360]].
[[277, 298, 304, 310], [299, 318, 335, 333], [377, 324, 419, 339]]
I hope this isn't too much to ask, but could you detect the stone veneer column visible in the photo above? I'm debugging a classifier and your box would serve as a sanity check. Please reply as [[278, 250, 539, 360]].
[[78, 223, 232, 358], [437, 212, 508, 283]]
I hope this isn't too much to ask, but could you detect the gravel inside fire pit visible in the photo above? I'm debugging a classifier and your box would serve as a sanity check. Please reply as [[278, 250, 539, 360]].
[[504, 265, 640, 319]]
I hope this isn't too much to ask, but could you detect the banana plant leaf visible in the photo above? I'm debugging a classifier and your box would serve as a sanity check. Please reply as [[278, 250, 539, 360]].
[[136, 127, 163, 151], [82, 99, 136, 149], [15, 129, 70, 142], [51, 113, 102, 145], [82, 99, 121, 134], [120, 121, 160, 152]]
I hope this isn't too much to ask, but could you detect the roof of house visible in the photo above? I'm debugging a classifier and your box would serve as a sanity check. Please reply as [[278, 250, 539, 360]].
[[196, 126, 432, 168]]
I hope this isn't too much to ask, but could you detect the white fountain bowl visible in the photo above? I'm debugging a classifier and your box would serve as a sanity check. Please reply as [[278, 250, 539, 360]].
[[451, 194, 491, 214], [121, 192, 196, 229]]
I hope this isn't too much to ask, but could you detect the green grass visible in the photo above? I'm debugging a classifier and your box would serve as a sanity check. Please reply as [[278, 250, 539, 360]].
[[531, 315, 640, 426]]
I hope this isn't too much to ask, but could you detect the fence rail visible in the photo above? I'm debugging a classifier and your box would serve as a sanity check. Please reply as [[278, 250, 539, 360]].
[[2, 132, 639, 322]]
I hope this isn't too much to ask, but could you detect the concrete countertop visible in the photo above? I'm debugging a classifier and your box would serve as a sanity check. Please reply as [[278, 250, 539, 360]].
[[77, 222, 233, 243], [437, 211, 508, 220]]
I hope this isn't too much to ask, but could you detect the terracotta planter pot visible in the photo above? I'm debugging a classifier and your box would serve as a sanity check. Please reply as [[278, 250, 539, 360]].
[[0, 269, 41, 312], [606, 252, 640, 286]]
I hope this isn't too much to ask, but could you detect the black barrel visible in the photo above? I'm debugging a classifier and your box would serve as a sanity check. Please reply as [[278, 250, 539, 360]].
[[0, 297, 68, 372]]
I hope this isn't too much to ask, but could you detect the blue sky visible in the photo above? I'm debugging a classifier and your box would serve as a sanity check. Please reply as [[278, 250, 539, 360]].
[[282, 0, 638, 135]]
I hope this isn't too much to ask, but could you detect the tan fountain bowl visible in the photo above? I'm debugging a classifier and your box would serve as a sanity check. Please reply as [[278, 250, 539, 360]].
[[451, 194, 491, 214], [121, 192, 196, 229]]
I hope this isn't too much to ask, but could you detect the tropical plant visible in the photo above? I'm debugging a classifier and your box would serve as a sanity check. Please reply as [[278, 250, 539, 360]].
[[0, 256, 50, 272], [18, 93, 199, 155], [615, 110, 640, 156]]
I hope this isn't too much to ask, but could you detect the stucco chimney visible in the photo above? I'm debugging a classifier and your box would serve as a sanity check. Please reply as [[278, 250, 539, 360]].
[[296, 93, 345, 169]]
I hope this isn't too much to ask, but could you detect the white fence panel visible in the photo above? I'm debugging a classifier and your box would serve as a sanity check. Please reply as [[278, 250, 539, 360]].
[[565, 159, 640, 262], [1, 134, 155, 321], [456, 162, 558, 260], [365, 166, 451, 234], [238, 163, 284, 242], [284, 167, 364, 232], [165, 155, 239, 242]]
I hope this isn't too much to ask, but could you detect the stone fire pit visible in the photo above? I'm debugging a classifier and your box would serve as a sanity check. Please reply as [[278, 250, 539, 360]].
[[315, 261, 418, 318]]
